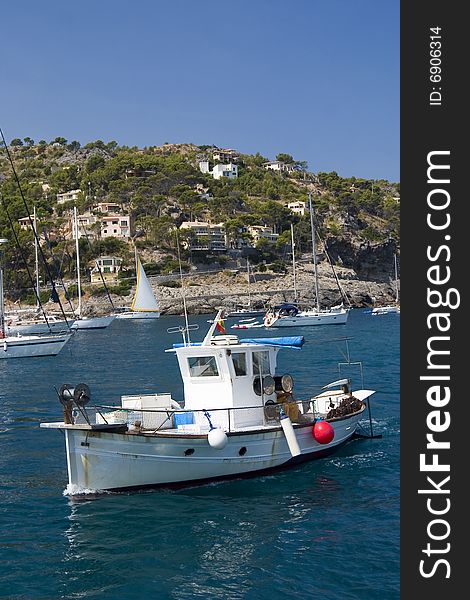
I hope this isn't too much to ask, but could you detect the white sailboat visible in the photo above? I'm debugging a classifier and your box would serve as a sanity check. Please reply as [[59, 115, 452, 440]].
[[371, 254, 400, 315], [264, 195, 349, 327], [115, 248, 160, 319], [70, 207, 116, 330], [5, 207, 75, 334], [0, 238, 72, 359]]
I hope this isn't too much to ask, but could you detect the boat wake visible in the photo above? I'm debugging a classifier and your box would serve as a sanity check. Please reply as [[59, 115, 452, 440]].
[[328, 450, 387, 469], [63, 483, 106, 497]]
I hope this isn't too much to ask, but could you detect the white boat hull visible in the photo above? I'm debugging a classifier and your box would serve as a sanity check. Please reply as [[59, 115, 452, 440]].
[[1, 332, 72, 359], [267, 309, 349, 327], [231, 322, 264, 329], [371, 306, 400, 315], [6, 319, 74, 335], [71, 315, 116, 329], [115, 311, 160, 320], [226, 310, 265, 318], [50, 411, 363, 492]]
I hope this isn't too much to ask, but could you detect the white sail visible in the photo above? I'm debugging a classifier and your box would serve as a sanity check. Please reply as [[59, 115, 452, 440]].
[[131, 259, 159, 312]]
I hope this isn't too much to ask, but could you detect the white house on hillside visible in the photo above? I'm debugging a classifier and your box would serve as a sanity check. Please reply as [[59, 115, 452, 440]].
[[198, 160, 211, 174], [263, 161, 296, 173], [96, 202, 122, 213], [71, 211, 131, 240], [212, 163, 238, 180], [198, 161, 238, 180], [100, 215, 131, 239], [180, 221, 227, 251], [212, 148, 239, 163], [18, 216, 37, 230], [57, 189, 81, 204], [90, 256, 123, 283], [285, 201, 308, 216], [247, 225, 279, 244]]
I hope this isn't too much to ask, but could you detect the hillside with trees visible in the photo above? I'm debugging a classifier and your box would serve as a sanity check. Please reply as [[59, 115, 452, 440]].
[[0, 137, 399, 304]]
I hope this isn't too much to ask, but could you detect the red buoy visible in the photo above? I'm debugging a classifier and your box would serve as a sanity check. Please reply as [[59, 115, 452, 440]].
[[312, 421, 334, 444]]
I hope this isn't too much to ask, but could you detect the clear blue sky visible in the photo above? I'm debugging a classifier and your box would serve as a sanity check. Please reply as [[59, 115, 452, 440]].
[[3, 0, 399, 181]]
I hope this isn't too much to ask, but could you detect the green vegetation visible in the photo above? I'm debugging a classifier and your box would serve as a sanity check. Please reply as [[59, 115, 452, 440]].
[[0, 139, 399, 303]]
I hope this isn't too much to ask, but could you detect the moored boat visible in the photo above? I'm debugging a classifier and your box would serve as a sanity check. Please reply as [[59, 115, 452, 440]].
[[115, 249, 160, 319], [41, 311, 376, 494], [264, 302, 349, 327], [371, 305, 400, 315], [70, 206, 116, 329], [1, 331, 72, 359], [368, 254, 400, 316], [70, 314, 116, 329], [6, 313, 74, 335], [264, 194, 350, 328], [0, 238, 73, 358]]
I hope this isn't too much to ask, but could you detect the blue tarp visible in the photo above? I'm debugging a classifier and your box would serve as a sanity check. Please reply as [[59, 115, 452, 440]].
[[241, 336, 305, 349], [172, 336, 305, 350]]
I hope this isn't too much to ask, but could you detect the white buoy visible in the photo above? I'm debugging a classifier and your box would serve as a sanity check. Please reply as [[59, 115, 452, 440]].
[[280, 414, 301, 457], [208, 428, 228, 449]]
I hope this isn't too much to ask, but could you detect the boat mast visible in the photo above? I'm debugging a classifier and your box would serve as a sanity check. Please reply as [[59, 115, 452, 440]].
[[246, 258, 251, 308], [308, 192, 320, 311], [134, 243, 138, 273], [0, 238, 7, 337], [290, 223, 298, 303], [74, 206, 82, 317], [394, 253, 399, 304], [132, 243, 139, 302], [33, 205, 40, 309]]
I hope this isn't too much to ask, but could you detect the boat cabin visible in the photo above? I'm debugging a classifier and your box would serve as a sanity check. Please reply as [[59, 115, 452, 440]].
[[172, 334, 299, 431]]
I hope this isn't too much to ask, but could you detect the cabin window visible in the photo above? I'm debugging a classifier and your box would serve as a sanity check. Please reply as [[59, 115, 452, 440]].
[[188, 356, 219, 377], [232, 352, 247, 376], [253, 351, 270, 375]]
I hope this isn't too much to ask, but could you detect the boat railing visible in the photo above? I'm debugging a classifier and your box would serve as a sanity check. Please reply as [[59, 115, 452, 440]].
[[87, 399, 317, 433]]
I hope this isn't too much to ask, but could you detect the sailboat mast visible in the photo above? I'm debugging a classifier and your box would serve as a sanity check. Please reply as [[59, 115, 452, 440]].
[[74, 206, 82, 316], [134, 243, 138, 273], [394, 253, 399, 304], [33, 205, 40, 309], [290, 223, 297, 303], [246, 258, 252, 308], [308, 192, 320, 311], [0, 239, 7, 337]]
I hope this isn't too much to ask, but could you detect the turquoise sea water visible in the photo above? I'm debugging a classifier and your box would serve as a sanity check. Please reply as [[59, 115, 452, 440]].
[[0, 310, 399, 599]]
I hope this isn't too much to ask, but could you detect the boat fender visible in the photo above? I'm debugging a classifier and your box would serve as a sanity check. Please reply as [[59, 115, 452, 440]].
[[312, 420, 334, 444], [265, 314, 275, 327], [280, 410, 301, 457], [208, 428, 228, 450]]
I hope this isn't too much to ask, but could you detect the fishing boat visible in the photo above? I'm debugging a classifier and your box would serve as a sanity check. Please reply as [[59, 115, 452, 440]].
[[0, 239, 72, 358], [40, 310, 376, 493], [70, 207, 116, 330], [264, 195, 349, 328], [115, 249, 160, 319]]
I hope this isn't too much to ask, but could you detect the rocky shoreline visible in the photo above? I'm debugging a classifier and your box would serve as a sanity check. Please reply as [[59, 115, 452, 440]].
[[75, 261, 398, 316]]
